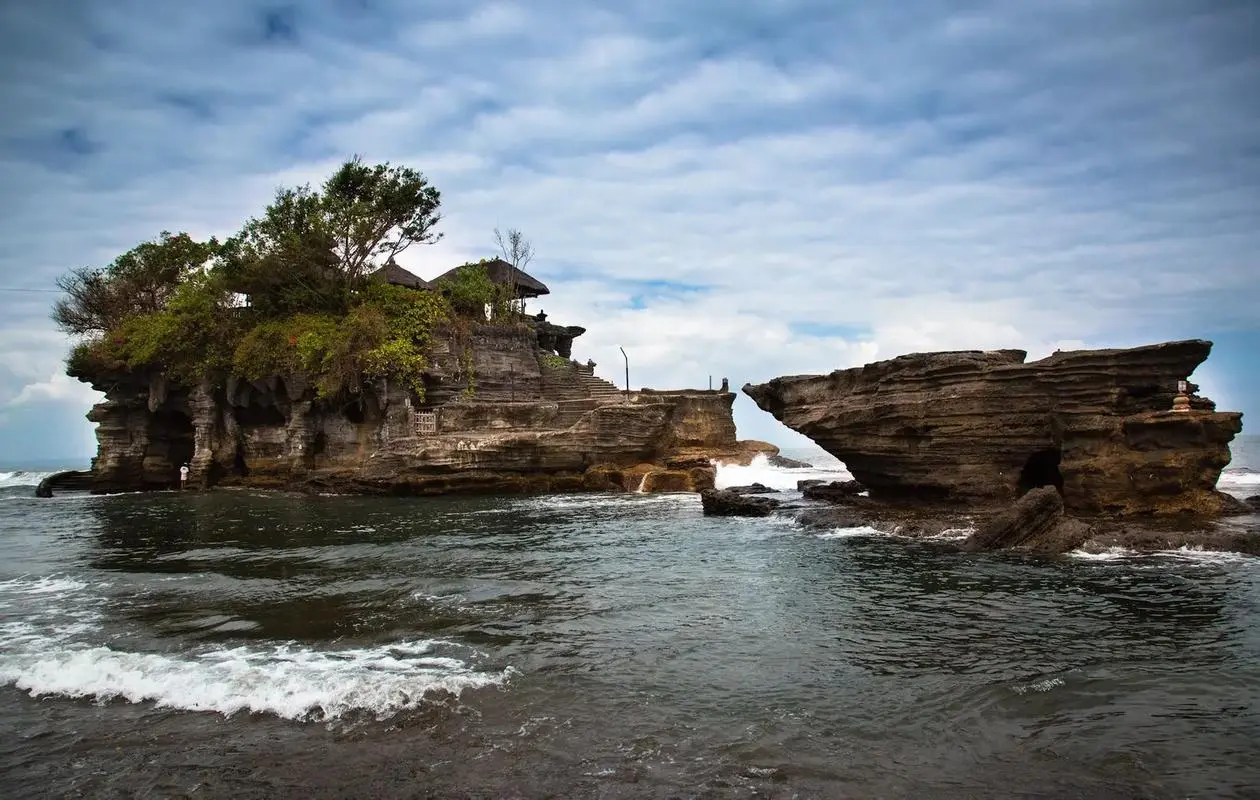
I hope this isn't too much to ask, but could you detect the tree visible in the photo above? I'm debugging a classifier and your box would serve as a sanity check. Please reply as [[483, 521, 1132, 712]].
[[323, 156, 443, 291], [52, 231, 217, 336], [216, 158, 445, 315], [493, 227, 535, 312]]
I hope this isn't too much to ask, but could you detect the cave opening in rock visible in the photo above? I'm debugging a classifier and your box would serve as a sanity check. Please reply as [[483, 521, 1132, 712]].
[[343, 400, 366, 425], [312, 431, 327, 456], [1018, 448, 1063, 495], [150, 410, 195, 486], [232, 445, 250, 477], [233, 401, 286, 427]]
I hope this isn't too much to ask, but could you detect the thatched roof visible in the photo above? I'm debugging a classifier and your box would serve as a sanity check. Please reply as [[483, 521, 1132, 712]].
[[369, 262, 434, 291], [433, 258, 550, 298]]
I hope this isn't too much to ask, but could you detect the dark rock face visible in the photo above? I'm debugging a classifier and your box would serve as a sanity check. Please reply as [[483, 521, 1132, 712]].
[[801, 480, 866, 502], [744, 340, 1243, 517], [725, 483, 778, 495], [34, 470, 94, 498], [1246, 495, 1260, 511], [700, 489, 781, 517], [963, 487, 1092, 553]]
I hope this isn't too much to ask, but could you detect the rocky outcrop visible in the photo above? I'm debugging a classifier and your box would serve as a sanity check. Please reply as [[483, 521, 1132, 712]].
[[724, 483, 778, 495], [1245, 495, 1260, 511], [963, 486, 1092, 553], [75, 321, 748, 497], [34, 470, 94, 498], [744, 340, 1243, 517], [801, 480, 866, 502], [700, 489, 781, 517]]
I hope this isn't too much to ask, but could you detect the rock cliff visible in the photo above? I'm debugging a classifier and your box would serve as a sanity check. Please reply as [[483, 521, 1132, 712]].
[[79, 319, 745, 496], [744, 340, 1243, 516]]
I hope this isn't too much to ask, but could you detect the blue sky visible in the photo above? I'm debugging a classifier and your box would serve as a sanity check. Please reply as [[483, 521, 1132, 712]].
[[1, 0, 1257, 463]]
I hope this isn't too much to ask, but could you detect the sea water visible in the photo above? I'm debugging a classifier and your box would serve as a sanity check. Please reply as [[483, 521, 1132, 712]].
[[0, 439, 1257, 797]]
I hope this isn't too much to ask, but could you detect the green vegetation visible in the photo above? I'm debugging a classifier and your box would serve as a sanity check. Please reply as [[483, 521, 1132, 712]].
[[57, 158, 514, 403], [540, 353, 571, 370]]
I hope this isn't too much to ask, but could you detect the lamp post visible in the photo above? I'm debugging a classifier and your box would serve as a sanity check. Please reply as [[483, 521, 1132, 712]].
[[619, 346, 629, 403]]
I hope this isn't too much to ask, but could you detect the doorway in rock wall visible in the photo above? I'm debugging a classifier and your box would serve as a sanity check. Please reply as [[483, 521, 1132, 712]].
[[151, 410, 195, 487], [1018, 447, 1064, 496]]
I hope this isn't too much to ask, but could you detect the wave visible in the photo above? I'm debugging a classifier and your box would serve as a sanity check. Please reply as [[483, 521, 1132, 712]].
[[1069, 546, 1256, 565], [0, 639, 513, 722], [0, 573, 513, 722], [714, 454, 853, 492], [1218, 471, 1260, 488], [0, 470, 57, 488]]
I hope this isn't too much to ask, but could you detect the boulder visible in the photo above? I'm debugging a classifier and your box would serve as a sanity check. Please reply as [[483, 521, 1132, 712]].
[[724, 483, 779, 495], [744, 340, 1243, 517], [768, 454, 813, 469], [34, 470, 95, 498], [802, 480, 866, 502], [700, 489, 781, 517], [1246, 495, 1260, 511], [964, 487, 1092, 553], [797, 479, 826, 491]]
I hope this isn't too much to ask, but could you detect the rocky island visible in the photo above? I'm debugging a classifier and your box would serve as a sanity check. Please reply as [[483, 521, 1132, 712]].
[[51, 159, 760, 497], [741, 341, 1256, 554]]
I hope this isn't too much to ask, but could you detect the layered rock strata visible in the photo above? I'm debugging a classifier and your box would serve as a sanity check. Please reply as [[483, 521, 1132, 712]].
[[78, 321, 748, 496], [744, 340, 1243, 517]]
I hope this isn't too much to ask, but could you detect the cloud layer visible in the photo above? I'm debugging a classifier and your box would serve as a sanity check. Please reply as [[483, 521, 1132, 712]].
[[2, 0, 1257, 460]]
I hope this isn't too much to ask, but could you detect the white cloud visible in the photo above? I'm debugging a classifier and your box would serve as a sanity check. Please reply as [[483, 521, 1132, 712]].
[[0, 0, 1256, 456], [8, 372, 103, 408]]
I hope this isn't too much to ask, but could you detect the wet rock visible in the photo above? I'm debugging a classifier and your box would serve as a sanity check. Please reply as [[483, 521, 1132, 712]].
[[1245, 495, 1260, 511], [34, 470, 95, 498], [964, 487, 1091, 553], [724, 483, 779, 495], [801, 480, 866, 502], [768, 454, 812, 469], [794, 506, 873, 530], [700, 489, 781, 517]]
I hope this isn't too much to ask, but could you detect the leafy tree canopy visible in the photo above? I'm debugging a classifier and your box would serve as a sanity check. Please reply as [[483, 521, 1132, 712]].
[[56, 158, 498, 402]]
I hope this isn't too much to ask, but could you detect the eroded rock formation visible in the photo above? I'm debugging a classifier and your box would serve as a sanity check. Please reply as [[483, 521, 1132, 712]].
[[744, 340, 1243, 517], [78, 319, 749, 496]]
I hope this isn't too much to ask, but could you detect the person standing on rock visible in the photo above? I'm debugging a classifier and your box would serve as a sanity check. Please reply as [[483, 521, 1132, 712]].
[[179, 463, 189, 490]]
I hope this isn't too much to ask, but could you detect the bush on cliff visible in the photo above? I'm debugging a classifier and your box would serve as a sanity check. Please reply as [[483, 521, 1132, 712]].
[[54, 158, 466, 402]]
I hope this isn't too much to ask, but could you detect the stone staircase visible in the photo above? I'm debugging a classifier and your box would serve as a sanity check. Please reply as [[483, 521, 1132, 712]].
[[538, 356, 589, 402], [536, 355, 626, 426], [578, 371, 624, 402]]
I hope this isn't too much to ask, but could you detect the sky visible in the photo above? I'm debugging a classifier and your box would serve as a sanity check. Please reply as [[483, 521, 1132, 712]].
[[1, 0, 1258, 464]]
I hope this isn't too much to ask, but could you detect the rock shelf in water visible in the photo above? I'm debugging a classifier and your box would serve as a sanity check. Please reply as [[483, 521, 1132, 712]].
[[744, 340, 1244, 518]]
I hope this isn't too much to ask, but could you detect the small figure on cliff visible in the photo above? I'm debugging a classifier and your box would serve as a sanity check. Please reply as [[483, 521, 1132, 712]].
[[1172, 380, 1191, 413], [179, 463, 189, 490]]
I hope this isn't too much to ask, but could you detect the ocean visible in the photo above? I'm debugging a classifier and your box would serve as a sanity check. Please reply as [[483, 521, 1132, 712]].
[[1, 437, 1258, 798]]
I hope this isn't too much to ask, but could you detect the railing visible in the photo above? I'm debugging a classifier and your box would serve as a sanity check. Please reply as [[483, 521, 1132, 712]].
[[411, 410, 437, 436]]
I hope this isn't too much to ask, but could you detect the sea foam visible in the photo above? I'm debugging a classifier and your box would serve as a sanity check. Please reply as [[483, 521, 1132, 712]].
[[0, 640, 512, 722], [0, 572, 513, 722], [714, 454, 852, 492]]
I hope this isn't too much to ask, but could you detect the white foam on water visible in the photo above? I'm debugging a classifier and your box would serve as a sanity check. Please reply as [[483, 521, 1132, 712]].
[[920, 527, 976, 542], [0, 470, 56, 488], [0, 639, 515, 722], [1068, 547, 1138, 561], [1218, 470, 1260, 488], [0, 575, 89, 594], [517, 492, 696, 513], [714, 454, 852, 492], [1012, 676, 1065, 695], [0, 573, 513, 722], [817, 525, 887, 540], [1158, 546, 1255, 565]]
